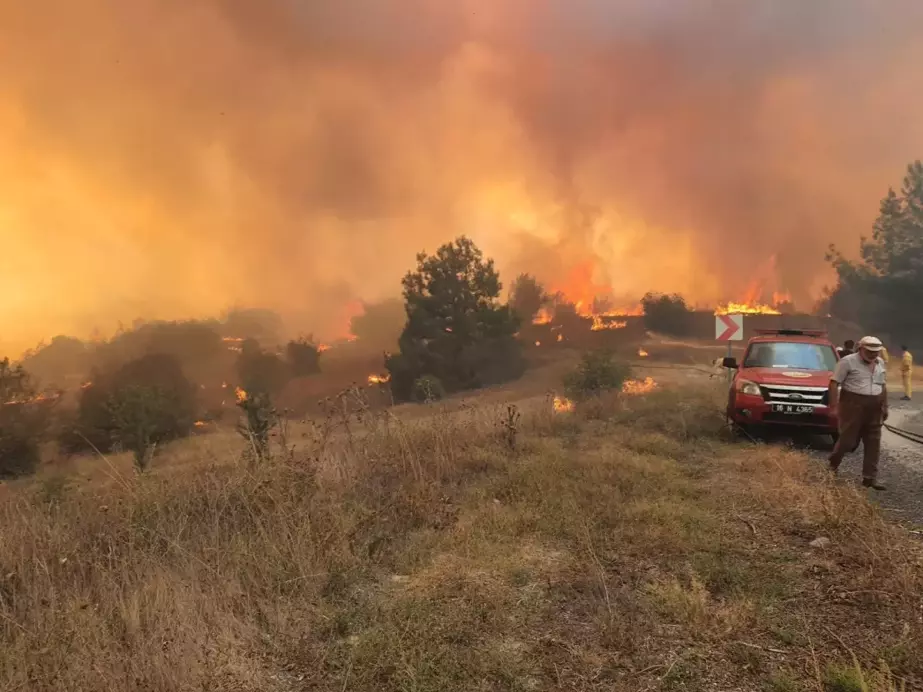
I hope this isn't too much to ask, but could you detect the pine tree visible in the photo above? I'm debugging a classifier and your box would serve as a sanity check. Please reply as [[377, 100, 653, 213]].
[[385, 237, 524, 401], [508, 273, 548, 322], [828, 160, 923, 342], [860, 187, 904, 275]]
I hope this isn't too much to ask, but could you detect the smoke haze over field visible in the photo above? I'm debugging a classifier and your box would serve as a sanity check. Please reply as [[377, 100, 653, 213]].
[[2, 0, 923, 353]]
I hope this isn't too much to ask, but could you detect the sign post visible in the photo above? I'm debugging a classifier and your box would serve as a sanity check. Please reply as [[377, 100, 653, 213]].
[[716, 314, 744, 382]]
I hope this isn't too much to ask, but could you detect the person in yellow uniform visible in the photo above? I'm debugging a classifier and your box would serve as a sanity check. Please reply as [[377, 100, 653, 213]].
[[901, 345, 913, 401]]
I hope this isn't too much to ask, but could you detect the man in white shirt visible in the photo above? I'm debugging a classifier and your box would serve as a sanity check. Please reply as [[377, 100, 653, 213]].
[[827, 335, 888, 490]]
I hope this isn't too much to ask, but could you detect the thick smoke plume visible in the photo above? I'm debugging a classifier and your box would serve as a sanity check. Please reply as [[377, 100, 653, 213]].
[[2, 0, 922, 353]]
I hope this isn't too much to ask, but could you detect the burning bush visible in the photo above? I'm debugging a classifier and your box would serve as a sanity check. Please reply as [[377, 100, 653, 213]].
[[385, 236, 524, 402], [64, 353, 197, 460], [641, 292, 695, 336], [235, 387, 277, 464], [0, 358, 55, 478], [564, 350, 631, 401]]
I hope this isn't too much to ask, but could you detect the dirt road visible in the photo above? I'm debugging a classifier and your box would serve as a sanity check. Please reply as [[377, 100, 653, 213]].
[[829, 395, 923, 528]]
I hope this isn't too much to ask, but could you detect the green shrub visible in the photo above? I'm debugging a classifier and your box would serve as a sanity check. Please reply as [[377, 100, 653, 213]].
[[285, 338, 322, 377], [65, 353, 197, 460], [412, 375, 446, 403], [564, 350, 630, 400], [106, 385, 184, 473], [508, 273, 549, 322], [236, 389, 277, 464], [641, 292, 694, 336], [237, 341, 291, 396], [0, 358, 54, 478]]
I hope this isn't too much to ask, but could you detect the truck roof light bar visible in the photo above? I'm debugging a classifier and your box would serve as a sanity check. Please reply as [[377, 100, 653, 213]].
[[753, 329, 828, 337]]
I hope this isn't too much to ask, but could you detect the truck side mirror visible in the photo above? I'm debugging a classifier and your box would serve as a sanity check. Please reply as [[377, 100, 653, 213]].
[[722, 357, 739, 369]]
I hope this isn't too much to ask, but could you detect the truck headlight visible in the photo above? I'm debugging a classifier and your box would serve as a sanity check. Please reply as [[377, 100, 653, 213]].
[[736, 379, 761, 397]]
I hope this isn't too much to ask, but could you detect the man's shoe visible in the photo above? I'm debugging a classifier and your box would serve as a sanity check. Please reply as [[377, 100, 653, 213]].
[[828, 462, 839, 475], [862, 478, 886, 491]]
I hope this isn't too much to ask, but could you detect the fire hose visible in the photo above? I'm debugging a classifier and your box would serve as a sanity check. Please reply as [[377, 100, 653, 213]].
[[883, 422, 923, 446]]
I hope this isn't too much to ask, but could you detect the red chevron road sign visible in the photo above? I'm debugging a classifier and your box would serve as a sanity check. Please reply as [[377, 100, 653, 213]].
[[715, 314, 743, 341]]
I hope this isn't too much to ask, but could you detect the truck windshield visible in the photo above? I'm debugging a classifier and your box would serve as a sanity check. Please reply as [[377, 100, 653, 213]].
[[743, 342, 837, 371]]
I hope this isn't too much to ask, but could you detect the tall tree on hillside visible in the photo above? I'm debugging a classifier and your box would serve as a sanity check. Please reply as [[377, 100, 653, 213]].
[[508, 273, 549, 322], [385, 236, 524, 401], [827, 160, 923, 340]]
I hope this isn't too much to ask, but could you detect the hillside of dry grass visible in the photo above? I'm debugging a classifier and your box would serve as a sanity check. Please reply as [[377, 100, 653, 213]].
[[1, 383, 922, 691]]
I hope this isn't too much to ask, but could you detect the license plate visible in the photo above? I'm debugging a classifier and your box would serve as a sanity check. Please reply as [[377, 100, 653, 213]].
[[771, 403, 814, 415]]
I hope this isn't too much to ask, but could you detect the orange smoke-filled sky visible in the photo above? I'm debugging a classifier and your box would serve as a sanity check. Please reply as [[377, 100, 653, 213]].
[[2, 0, 923, 354]]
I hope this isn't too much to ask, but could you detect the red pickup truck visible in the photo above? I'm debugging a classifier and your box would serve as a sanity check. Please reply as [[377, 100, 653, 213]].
[[723, 329, 840, 441]]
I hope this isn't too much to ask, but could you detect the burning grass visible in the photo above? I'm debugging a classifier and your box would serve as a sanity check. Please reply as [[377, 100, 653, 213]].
[[1, 384, 922, 691]]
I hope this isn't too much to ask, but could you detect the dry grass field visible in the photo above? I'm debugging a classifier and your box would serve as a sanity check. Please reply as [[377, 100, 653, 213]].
[[1, 367, 922, 691]]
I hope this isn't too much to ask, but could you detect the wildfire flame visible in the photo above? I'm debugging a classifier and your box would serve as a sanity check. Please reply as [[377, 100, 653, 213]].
[[556, 333, 564, 342], [235, 387, 248, 403], [2, 392, 61, 406], [194, 420, 207, 428], [591, 316, 628, 331], [368, 373, 391, 385], [553, 396, 575, 413], [638, 348, 649, 357], [715, 301, 782, 316], [715, 272, 793, 315], [621, 377, 657, 395], [532, 308, 553, 325]]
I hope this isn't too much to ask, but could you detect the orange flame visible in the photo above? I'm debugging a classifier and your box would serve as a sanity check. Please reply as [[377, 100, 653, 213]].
[[194, 420, 207, 428], [715, 301, 782, 316], [532, 308, 553, 325], [621, 377, 657, 395], [553, 396, 575, 413], [591, 316, 628, 331], [716, 267, 793, 315], [235, 387, 247, 403], [368, 373, 391, 385], [772, 290, 793, 305], [2, 392, 60, 406], [638, 348, 649, 357]]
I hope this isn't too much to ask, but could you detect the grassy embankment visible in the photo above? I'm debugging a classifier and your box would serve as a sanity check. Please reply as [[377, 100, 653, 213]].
[[1, 382, 921, 691]]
